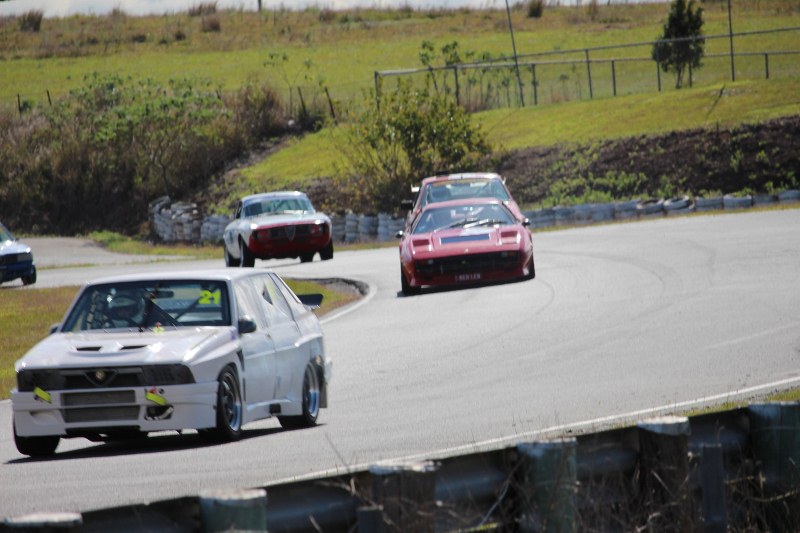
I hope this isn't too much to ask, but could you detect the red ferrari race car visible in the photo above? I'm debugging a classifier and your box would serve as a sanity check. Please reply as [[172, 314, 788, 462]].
[[223, 191, 333, 266], [397, 198, 535, 295]]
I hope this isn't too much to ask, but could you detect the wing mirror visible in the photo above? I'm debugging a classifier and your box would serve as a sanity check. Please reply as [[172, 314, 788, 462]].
[[522, 218, 531, 227], [298, 293, 324, 309], [395, 230, 404, 239], [237, 317, 257, 334]]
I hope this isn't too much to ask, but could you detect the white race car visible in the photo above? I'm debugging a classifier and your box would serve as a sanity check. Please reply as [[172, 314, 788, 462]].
[[11, 269, 331, 457], [223, 191, 334, 266]]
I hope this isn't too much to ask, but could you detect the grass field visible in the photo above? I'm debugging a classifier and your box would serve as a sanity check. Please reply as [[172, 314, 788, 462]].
[[1, 1, 798, 109]]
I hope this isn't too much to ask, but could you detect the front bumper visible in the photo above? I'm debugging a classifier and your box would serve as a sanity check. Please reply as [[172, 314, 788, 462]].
[[11, 382, 218, 437], [0, 261, 35, 282], [408, 251, 532, 289]]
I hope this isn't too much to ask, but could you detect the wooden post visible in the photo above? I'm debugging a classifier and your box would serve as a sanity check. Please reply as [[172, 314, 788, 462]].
[[199, 488, 267, 533], [369, 461, 439, 533], [748, 402, 800, 530], [637, 415, 692, 532], [516, 438, 577, 533], [700, 443, 727, 533]]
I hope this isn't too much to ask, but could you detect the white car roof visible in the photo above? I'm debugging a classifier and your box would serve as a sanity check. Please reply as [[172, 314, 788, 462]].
[[82, 269, 272, 287], [241, 191, 308, 203]]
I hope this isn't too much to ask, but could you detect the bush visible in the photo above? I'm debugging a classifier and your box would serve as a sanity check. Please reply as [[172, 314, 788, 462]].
[[201, 15, 222, 33], [18, 10, 43, 32], [0, 74, 287, 235], [527, 0, 544, 19], [332, 80, 490, 214]]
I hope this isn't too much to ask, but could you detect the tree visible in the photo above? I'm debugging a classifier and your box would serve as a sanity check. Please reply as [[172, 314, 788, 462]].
[[652, 0, 705, 89], [332, 80, 490, 214]]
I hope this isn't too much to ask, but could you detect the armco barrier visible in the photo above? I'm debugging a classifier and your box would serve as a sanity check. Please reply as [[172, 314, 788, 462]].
[[4, 402, 798, 532]]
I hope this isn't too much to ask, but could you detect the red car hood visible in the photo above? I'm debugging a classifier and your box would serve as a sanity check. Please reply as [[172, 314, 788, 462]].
[[408, 226, 525, 258]]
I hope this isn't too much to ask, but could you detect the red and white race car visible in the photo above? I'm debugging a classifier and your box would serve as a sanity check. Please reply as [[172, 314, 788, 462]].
[[223, 191, 333, 266]]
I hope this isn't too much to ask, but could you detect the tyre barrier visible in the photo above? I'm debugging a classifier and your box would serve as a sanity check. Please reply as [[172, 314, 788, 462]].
[[613, 200, 640, 220], [331, 215, 346, 242], [695, 196, 723, 212], [637, 198, 665, 217], [752, 193, 777, 206], [590, 202, 615, 222], [664, 196, 695, 217], [723, 193, 753, 209], [145, 188, 800, 245]]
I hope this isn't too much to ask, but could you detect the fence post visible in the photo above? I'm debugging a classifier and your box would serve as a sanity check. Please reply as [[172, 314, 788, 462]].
[[530, 64, 538, 106], [452, 65, 460, 106], [637, 415, 692, 532], [700, 443, 727, 533], [764, 53, 770, 79], [611, 60, 617, 97], [748, 402, 800, 530], [199, 488, 267, 533], [584, 49, 593, 99], [374, 71, 381, 111], [369, 461, 439, 533], [654, 44, 662, 92], [516, 438, 577, 533]]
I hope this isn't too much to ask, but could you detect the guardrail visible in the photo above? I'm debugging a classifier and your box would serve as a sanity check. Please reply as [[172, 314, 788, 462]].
[[4, 401, 798, 532]]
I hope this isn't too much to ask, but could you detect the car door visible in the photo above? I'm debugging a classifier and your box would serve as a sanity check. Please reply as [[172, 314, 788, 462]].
[[233, 279, 277, 407], [253, 274, 304, 402]]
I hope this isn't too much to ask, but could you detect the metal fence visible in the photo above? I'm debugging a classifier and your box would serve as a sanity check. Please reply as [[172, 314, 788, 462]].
[[375, 27, 800, 110]]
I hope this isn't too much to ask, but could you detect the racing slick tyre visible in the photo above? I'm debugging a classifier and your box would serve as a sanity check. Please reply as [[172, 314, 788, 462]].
[[207, 366, 243, 441], [14, 421, 59, 457], [299, 253, 315, 263], [320, 241, 334, 261], [278, 363, 320, 429], [400, 268, 420, 296], [239, 239, 255, 268]]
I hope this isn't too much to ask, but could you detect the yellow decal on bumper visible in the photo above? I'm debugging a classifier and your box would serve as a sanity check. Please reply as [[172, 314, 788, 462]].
[[145, 389, 167, 406], [33, 387, 52, 403]]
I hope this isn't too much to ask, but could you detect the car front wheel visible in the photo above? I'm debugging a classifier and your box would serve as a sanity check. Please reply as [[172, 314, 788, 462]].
[[400, 268, 420, 296], [21, 267, 36, 286], [278, 363, 320, 429], [206, 366, 243, 441], [14, 421, 59, 457], [320, 241, 334, 261], [239, 239, 255, 268]]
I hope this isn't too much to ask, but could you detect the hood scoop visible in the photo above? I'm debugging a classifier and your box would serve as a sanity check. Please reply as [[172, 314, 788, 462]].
[[74, 344, 151, 353]]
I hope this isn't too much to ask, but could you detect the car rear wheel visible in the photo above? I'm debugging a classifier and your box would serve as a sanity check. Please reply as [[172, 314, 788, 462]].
[[299, 253, 314, 263], [14, 420, 59, 457], [206, 366, 243, 441], [224, 246, 236, 267], [278, 363, 320, 429], [239, 239, 255, 268], [320, 241, 334, 261]]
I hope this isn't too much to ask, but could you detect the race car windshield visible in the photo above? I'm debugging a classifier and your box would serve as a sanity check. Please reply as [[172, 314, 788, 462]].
[[412, 203, 515, 234], [60, 280, 231, 332], [244, 197, 314, 217], [421, 179, 511, 208]]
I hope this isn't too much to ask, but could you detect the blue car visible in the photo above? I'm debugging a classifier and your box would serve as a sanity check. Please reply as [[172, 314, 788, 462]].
[[0, 222, 36, 286]]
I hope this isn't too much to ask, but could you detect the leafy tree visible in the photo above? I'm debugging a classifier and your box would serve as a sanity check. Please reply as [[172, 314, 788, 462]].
[[652, 0, 705, 89], [332, 80, 490, 214]]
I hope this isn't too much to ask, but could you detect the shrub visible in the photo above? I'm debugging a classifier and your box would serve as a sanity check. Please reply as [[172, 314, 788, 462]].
[[18, 10, 43, 32], [527, 0, 544, 19], [201, 15, 222, 33], [188, 2, 217, 17]]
